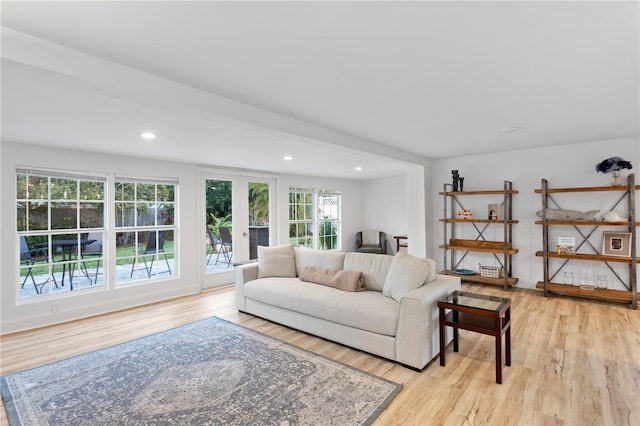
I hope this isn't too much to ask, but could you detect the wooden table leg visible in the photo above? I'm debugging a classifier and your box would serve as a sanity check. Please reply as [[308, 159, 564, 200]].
[[506, 308, 511, 366], [439, 306, 446, 366], [452, 311, 459, 352], [495, 317, 502, 384]]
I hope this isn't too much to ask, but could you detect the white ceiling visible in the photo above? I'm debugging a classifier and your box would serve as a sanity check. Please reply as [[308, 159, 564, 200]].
[[1, 1, 638, 180]]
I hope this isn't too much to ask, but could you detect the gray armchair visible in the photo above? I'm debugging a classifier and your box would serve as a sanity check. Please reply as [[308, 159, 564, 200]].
[[355, 230, 387, 254]]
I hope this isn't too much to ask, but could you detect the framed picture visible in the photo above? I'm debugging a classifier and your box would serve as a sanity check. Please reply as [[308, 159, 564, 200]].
[[488, 204, 500, 221], [602, 232, 632, 257]]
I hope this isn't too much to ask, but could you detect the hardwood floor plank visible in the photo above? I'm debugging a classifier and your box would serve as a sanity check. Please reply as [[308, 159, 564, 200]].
[[1, 283, 639, 425]]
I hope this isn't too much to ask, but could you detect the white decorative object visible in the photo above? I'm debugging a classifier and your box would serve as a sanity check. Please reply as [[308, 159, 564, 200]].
[[536, 209, 599, 221], [602, 211, 628, 223]]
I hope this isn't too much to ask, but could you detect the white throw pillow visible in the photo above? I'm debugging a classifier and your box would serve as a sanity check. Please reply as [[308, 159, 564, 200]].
[[257, 244, 296, 278], [362, 230, 380, 245], [382, 252, 430, 302]]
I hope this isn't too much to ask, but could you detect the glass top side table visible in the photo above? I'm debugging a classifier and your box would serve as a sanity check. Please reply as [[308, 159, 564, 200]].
[[437, 290, 512, 384]]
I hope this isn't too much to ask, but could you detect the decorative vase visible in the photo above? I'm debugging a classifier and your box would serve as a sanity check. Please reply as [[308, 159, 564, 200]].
[[611, 170, 622, 186]]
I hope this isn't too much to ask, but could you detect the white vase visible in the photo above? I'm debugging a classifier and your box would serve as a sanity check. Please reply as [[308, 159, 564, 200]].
[[611, 170, 622, 186]]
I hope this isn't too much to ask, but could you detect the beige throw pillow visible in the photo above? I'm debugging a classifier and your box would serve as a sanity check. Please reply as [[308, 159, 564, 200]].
[[299, 266, 366, 292], [382, 252, 430, 302], [257, 244, 296, 278]]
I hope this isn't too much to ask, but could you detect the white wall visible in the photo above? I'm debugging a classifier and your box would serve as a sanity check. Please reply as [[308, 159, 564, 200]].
[[1, 143, 384, 334], [363, 175, 405, 254], [362, 163, 431, 257], [432, 137, 639, 289]]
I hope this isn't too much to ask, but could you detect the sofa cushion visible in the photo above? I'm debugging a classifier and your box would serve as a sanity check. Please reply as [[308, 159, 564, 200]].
[[383, 252, 430, 302], [294, 247, 346, 276], [257, 244, 296, 278], [244, 278, 399, 336], [299, 266, 366, 292], [343, 252, 394, 292], [362, 230, 380, 245]]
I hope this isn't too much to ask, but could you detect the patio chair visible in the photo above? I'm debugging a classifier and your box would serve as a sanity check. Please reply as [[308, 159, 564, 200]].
[[130, 231, 172, 278], [206, 229, 218, 265], [80, 232, 103, 285], [355, 230, 387, 254], [19, 236, 51, 294], [215, 227, 233, 266]]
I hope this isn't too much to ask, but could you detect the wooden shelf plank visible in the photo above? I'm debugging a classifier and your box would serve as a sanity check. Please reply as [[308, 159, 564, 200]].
[[442, 270, 518, 287], [534, 185, 640, 193], [535, 281, 633, 302], [441, 218, 519, 224], [439, 190, 519, 196], [440, 245, 519, 255], [535, 251, 639, 264], [534, 220, 637, 227]]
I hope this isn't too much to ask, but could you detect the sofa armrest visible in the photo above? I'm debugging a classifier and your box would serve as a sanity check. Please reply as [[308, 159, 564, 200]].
[[235, 263, 259, 311], [395, 274, 461, 369]]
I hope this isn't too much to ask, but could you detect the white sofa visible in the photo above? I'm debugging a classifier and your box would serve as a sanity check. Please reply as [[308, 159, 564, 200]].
[[235, 245, 461, 370]]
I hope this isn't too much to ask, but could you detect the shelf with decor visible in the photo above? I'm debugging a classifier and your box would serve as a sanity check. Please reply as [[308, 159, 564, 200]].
[[439, 181, 519, 290], [534, 173, 638, 309]]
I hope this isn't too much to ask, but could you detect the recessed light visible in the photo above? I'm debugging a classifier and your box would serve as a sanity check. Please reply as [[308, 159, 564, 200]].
[[283, 155, 293, 161], [140, 132, 156, 139], [355, 167, 363, 171], [501, 126, 523, 133]]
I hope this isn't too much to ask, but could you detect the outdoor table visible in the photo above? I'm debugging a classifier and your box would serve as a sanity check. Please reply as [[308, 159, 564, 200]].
[[34, 239, 96, 290]]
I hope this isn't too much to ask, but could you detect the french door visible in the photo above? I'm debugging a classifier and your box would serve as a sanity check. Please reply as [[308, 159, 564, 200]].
[[200, 171, 274, 289]]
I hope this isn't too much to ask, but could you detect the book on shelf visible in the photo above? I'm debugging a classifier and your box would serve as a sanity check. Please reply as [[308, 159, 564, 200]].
[[556, 236, 576, 255]]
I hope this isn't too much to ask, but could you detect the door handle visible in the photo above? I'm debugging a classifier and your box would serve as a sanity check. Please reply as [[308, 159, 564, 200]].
[[242, 232, 249, 238]]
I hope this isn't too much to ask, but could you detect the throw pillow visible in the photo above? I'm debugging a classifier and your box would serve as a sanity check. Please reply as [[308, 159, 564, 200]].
[[299, 266, 366, 292], [362, 230, 380, 245], [382, 251, 430, 302], [257, 244, 296, 278]]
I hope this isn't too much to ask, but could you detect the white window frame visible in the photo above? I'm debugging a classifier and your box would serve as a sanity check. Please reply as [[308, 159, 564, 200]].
[[16, 167, 107, 300], [288, 187, 341, 250], [114, 176, 178, 285]]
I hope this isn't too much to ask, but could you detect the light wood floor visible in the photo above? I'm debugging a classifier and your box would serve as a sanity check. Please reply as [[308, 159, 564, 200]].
[[1, 283, 638, 425]]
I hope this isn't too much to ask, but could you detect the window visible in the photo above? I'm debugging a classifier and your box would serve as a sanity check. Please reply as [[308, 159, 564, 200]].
[[115, 176, 178, 284], [16, 168, 106, 299], [289, 188, 341, 250]]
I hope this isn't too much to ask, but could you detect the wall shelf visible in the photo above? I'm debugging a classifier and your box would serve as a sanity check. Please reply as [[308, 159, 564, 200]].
[[440, 180, 518, 290], [535, 174, 637, 309]]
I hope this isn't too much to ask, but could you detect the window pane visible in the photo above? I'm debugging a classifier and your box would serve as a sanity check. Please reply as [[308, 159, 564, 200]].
[[50, 178, 77, 200], [28, 176, 48, 200], [115, 182, 135, 201], [17, 202, 27, 232], [17, 174, 27, 199], [137, 184, 155, 202], [80, 202, 104, 228], [80, 181, 104, 200], [157, 184, 174, 202], [157, 203, 174, 225], [136, 203, 155, 226], [115, 202, 135, 227], [28, 201, 48, 231], [304, 204, 314, 220], [51, 202, 77, 229]]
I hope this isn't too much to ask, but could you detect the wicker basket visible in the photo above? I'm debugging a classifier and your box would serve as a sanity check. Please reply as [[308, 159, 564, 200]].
[[479, 263, 503, 278]]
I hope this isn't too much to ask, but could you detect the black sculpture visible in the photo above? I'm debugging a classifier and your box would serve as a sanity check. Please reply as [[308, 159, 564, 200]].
[[459, 177, 464, 191], [451, 170, 459, 191]]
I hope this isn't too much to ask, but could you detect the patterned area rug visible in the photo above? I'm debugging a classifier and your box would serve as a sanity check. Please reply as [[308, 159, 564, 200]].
[[1, 317, 402, 425]]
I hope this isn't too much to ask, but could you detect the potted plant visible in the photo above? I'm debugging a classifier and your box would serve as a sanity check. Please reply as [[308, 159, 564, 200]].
[[595, 156, 633, 186]]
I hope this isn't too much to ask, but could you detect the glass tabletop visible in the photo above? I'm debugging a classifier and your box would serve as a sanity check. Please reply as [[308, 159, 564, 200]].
[[439, 290, 510, 312]]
